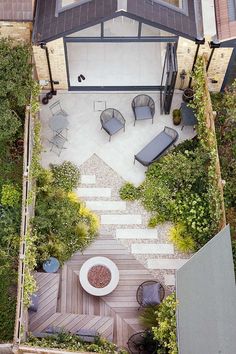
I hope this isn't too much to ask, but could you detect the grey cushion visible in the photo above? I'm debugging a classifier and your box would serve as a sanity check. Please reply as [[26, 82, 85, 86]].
[[135, 131, 173, 166], [103, 117, 124, 135], [142, 283, 161, 306], [29, 293, 39, 312], [180, 102, 197, 126], [134, 106, 152, 120], [76, 328, 97, 342]]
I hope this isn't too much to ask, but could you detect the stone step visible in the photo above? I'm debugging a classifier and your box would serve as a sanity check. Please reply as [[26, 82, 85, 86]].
[[147, 258, 189, 270], [116, 228, 158, 239], [164, 274, 176, 286], [131, 243, 174, 255], [86, 201, 126, 211], [101, 214, 142, 225], [80, 175, 96, 184], [76, 187, 111, 198]]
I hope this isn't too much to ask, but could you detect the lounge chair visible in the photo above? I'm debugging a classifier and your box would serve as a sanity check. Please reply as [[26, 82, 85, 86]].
[[134, 126, 178, 166], [132, 94, 155, 126], [100, 108, 126, 141], [180, 102, 197, 130]]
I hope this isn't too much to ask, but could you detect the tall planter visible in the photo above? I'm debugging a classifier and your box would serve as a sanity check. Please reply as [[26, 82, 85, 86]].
[[183, 88, 194, 103]]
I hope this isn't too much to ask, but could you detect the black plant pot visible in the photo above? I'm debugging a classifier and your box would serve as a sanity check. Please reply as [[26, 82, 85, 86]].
[[183, 88, 194, 103]]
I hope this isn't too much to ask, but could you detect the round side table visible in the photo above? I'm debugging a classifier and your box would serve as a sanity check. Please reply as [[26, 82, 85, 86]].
[[79, 257, 119, 296], [43, 257, 60, 273]]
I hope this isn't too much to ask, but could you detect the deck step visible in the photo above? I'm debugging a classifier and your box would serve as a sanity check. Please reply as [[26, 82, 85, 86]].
[[164, 274, 176, 286], [131, 243, 174, 254], [147, 258, 188, 270], [86, 201, 126, 211], [77, 187, 111, 198], [116, 228, 158, 239], [101, 214, 142, 225], [80, 175, 96, 184]]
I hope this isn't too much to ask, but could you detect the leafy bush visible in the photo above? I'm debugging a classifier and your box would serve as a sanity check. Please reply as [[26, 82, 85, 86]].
[[119, 182, 140, 201], [26, 332, 128, 353], [1, 183, 21, 207], [0, 101, 21, 143], [148, 214, 167, 228], [51, 161, 80, 192], [32, 167, 99, 265], [169, 223, 196, 253]]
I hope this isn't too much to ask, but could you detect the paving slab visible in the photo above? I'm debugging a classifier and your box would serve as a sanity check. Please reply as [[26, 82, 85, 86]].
[[116, 228, 158, 239], [101, 215, 142, 225], [147, 258, 188, 270], [131, 243, 174, 254], [86, 201, 126, 211], [80, 175, 96, 184], [77, 187, 111, 197]]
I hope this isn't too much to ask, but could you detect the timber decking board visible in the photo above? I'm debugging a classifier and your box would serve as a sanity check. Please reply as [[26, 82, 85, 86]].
[[29, 235, 159, 347]]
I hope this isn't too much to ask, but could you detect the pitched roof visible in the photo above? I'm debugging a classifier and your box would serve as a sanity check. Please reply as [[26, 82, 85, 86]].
[[0, 0, 34, 21], [33, 0, 203, 43], [176, 225, 236, 354]]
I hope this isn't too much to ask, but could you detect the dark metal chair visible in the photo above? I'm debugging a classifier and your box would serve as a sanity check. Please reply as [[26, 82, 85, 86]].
[[132, 94, 155, 126], [134, 126, 178, 166], [180, 102, 197, 130], [136, 280, 165, 308], [100, 108, 126, 141], [127, 330, 159, 354], [49, 134, 67, 156]]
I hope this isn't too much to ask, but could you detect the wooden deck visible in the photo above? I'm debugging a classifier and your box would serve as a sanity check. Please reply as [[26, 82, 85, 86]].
[[29, 235, 158, 348]]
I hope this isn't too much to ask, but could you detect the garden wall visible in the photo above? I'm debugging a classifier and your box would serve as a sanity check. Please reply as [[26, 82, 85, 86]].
[[0, 22, 32, 42]]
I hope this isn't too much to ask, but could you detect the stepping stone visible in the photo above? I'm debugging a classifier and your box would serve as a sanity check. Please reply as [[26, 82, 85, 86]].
[[101, 215, 142, 225], [116, 229, 158, 239], [86, 201, 126, 211], [80, 175, 96, 184], [131, 243, 174, 254], [147, 258, 188, 270], [164, 274, 176, 286], [77, 188, 111, 198]]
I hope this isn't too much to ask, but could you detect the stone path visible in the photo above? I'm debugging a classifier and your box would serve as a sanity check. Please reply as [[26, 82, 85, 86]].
[[77, 154, 190, 289]]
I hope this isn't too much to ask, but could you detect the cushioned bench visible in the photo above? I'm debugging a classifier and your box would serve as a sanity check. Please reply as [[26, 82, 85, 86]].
[[180, 102, 197, 130], [134, 126, 178, 166]]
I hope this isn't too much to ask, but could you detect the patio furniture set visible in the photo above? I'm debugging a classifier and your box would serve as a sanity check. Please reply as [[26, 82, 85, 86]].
[[101, 94, 179, 166], [48, 101, 69, 156]]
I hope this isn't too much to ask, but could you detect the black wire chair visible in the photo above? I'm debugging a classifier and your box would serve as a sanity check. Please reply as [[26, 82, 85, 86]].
[[132, 94, 155, 126], [127, 330, 160, 354], [136, 280, 165, 309]]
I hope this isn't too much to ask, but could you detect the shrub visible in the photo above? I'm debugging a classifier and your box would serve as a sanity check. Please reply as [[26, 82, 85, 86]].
[[26, 332, 128, 353], [148, 214, 167, 228], [0, 100, 21, 143], [119, 182, 140, 201], [172, 109, 181, 125], [169, 223, 196, 253], [1, 183, 21, 207], [139, 305, 159, 329], [51, 161, 80, 192]]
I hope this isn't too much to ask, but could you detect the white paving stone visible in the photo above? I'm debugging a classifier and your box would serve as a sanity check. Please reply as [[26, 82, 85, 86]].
[[86, 201, 126, 211], [131, 243, 174, 254], [164, 274, 176, 286], [147, 258, 188, 270], [77, 188, 111, 198], [80, 175, 96, 184], [101, 215, 142, 225], [116, 228, 158, 239]]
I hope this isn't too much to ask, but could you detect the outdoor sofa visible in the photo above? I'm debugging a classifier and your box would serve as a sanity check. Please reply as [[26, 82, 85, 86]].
[[134, 126, 178, 166]]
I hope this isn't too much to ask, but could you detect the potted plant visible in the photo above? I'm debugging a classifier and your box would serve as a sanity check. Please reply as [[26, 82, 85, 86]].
[[172, 109, 182, 125], [183, 87, 194, 102]]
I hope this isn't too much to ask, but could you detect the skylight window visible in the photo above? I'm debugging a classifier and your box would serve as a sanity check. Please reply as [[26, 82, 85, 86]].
[[57, 0, 92, 13]]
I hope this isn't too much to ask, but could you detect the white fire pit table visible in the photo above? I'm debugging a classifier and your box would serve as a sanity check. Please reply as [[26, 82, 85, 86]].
[[79, 256, 119, 296]]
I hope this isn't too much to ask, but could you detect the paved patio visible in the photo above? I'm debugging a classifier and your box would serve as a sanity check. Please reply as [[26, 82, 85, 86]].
[[40, 91, 195, 185]]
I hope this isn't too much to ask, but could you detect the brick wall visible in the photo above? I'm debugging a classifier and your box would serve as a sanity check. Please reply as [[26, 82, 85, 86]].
[[0, 21, 32, 42], [33, 38, 68, 90], [176, 36, 233, 92]]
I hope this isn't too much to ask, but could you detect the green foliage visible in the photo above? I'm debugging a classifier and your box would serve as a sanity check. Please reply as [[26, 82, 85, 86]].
[[32, 167, 99, 265], [119, 182, 140, 201], [50, 161, 80, 192], [172, 109, 181, 125], [26, 332, 128, 353], [23, 233, 37, 307], [169, 223, 196, 253], [0, 251, 17, 341], [1, 183, 21, 207], [152, 293, 178, 354], [139, 305, 160, 329], [148, 214, 166, 228], [0, 100, 21, 143]]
